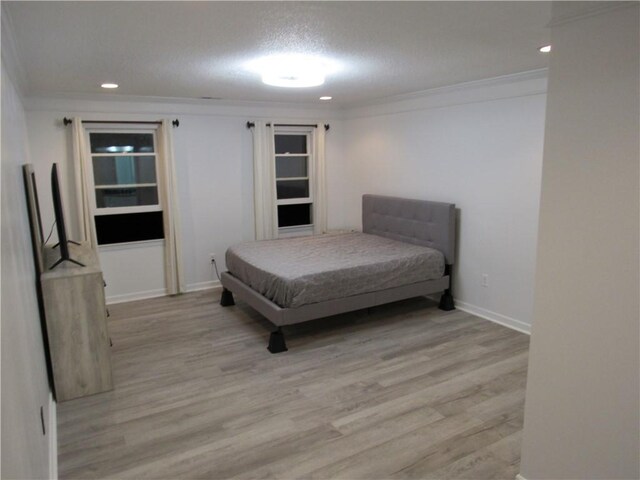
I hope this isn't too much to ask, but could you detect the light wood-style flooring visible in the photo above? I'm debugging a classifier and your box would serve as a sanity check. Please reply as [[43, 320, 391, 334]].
[[57, 290, 529, 479]]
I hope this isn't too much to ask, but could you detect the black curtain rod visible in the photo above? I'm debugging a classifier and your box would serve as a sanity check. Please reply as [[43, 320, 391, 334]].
[[63, 118, 180, 127], [246, 121, 330, 131]]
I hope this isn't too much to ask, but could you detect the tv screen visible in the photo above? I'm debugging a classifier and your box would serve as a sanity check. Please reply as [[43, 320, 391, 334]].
[[51, 163, 69, 260]]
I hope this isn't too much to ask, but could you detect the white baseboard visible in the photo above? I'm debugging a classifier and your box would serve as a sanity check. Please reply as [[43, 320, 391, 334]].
[[515, 474, 527, 480], [49, 392, 57, 479], [105, 281, 222, 305], [106, 287, 167, 305], [185, 280, 221, 293], [455, 300, 531, 335]]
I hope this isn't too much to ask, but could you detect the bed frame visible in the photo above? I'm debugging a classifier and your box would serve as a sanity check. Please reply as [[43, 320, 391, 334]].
[[220, 194, 456, 353]]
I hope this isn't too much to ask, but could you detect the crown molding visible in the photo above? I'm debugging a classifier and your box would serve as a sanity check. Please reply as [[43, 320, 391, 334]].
[[345, 68, 548, 119], [24, 90, 338, 111], [549, 1, 638, 27], [350, 68, 547, 108], [23, 93, 345, 121]]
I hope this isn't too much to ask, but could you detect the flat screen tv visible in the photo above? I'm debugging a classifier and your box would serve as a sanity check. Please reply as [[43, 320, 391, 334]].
[[22, 163, 56, 393], [22, 164, 45, 273], [50, 163, 84, 270]]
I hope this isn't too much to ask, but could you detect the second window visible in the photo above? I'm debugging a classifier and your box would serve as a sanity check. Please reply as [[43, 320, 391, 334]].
[[274, 128, 313, 230]]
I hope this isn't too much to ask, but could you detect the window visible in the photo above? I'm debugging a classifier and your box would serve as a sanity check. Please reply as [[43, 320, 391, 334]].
[[251, 121, 326, 240], [274, 129, 313, 230], [87, 130, 164, 245]]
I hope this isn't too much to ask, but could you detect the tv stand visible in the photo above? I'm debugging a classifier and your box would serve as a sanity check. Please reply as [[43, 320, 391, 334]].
[[50, 239, 85, 270], [52, 239, 82, 248], [49, 255, 85, 270], [41, 241, 113, 401]]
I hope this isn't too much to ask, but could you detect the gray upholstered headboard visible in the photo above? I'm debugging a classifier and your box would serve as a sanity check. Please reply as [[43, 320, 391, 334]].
[[362, 194, 456, 264]]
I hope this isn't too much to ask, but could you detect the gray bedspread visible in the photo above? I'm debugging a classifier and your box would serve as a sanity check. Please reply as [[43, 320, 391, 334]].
[[225, 232, 445, 308]]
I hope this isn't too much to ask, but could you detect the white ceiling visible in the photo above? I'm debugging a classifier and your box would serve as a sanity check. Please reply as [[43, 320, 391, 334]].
[[5, 1, 553, 106]]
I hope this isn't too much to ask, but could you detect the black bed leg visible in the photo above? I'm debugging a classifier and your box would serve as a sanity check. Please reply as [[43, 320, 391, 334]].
[[220, 288, 235, 307], [439, 290, 455, 311], [438, 264, 455, 311], [267, 327, 288, 354]]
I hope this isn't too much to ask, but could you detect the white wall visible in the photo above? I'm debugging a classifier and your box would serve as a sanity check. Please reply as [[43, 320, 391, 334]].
[[99, 241, 165, 302], [1, 59, 55, 478], [520, 4, 639, 479], [23, 98, 346, 303], [342, 72, 547, 331]]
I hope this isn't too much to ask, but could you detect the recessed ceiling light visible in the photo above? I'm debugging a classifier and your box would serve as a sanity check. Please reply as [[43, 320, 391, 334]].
[[538, 45, 552, 53], [319, 96, 332, 101], [101, 83, 119, 89], [247, 54, 339, 88]]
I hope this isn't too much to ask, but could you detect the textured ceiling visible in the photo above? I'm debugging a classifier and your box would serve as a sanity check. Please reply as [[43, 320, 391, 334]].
[[5, 1, 553, 106]]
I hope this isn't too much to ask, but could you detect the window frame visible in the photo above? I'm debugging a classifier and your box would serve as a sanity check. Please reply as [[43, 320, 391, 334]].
[[85, 127, 162, 217], [273, 126, 314, 232]]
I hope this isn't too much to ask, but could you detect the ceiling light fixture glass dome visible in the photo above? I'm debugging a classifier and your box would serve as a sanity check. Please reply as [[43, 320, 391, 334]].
[[262, 71, 325, 88], [248, 54, 336, 88]]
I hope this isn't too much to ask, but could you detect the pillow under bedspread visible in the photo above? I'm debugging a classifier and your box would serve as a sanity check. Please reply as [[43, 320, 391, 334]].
[[225, 232, 445, 309]]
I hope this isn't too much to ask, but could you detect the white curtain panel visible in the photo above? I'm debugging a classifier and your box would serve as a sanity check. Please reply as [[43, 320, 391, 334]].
[[157, 119, 185, 295], [70, 117, 98, 248], [313, 125, 328, 235], [251, 121, 278, 240]]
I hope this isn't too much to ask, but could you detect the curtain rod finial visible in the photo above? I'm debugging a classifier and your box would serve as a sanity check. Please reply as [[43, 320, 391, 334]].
[[247, 121, 255, 129], [172, 119, 180, 128], [63, 117, 72, 126]]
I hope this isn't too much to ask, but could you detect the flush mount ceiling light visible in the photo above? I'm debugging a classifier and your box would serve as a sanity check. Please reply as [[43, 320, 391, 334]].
[[247, 54, 338, 88], [538, 45, 552, 53], [319, 96, 332, 101], [101, 83, 119, 89]]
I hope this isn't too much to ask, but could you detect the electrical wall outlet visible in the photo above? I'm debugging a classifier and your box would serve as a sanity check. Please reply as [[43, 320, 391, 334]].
[[481, 274, 489, 287], [209, 253, 217, 264]]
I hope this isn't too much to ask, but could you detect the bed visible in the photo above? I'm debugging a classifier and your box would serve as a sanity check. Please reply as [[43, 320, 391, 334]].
[[220, 194, 456, 353]]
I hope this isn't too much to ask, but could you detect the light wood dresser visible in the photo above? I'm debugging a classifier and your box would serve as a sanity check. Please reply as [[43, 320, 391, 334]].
[[40, 242, 113, 402]]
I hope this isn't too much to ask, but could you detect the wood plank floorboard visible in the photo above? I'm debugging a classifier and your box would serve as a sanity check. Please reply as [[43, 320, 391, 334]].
[[57, 290, 529, 479]]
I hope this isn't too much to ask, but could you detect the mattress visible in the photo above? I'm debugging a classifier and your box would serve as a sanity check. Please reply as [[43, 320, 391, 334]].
[[225, 232, 445, 308]]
